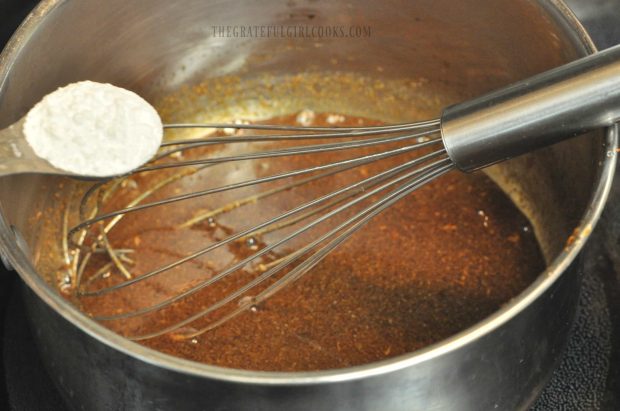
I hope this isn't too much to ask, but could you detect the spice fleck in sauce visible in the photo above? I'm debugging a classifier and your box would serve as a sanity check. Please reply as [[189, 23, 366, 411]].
[[75, 113, 544, 371]]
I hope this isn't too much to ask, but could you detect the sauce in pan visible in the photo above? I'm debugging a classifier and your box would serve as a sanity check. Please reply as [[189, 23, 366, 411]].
[[73, 112, 545, 371]]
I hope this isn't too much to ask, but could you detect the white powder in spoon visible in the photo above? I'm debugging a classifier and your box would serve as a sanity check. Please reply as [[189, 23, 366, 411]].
[[23, 81, 163, 177]]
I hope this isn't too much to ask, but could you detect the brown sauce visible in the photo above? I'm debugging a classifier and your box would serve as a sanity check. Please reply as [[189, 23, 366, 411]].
[[73, 113, 544, 371]]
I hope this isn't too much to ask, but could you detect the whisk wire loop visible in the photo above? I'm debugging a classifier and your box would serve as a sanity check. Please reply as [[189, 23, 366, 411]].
[[66, 119, 451, 340]]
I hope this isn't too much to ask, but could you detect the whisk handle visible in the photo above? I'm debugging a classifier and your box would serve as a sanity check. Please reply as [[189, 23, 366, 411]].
[[441, 43, 620, 172]]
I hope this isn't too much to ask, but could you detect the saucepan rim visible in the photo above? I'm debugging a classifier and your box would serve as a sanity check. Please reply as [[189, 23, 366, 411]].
[[0, 0, 616, 385]]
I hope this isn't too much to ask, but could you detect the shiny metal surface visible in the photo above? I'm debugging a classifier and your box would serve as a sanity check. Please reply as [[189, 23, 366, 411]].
[[67, 34, 620, 334], [0, 0, 616, 410], [442, 43, 620, 171], [0, 117, 70, 176]]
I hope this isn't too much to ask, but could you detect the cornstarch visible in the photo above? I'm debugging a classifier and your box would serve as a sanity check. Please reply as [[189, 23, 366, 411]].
[[23, 81, 163, 177]]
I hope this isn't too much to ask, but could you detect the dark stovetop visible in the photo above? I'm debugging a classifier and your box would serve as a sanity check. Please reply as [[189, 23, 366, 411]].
[[0, 1, 619, 410]]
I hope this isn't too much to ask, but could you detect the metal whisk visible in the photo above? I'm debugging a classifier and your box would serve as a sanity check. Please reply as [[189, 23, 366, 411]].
[[66, 44, 620, 341]]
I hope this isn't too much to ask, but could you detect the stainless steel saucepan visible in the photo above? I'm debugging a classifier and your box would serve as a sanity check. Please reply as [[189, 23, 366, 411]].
[[0, 0, 616, 410]]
